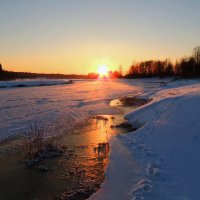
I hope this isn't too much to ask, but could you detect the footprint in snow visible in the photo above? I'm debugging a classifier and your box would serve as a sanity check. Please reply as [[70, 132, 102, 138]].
[[146, 161, 161, 177], [131, 179, 153, 200]]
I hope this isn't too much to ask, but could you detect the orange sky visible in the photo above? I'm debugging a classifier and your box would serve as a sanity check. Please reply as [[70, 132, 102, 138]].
[[1, 1, 199, 74]]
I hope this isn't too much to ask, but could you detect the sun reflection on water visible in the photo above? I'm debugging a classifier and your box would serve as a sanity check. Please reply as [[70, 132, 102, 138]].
[[0, 114, 126, 200]]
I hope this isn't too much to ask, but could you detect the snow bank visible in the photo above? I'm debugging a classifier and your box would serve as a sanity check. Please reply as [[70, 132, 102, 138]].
[[89, 79, 200, 200], [0, 79, 72, 88]]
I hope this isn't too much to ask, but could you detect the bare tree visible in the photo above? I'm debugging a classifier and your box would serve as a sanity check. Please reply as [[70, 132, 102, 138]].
[[0, 64, 2, 72]]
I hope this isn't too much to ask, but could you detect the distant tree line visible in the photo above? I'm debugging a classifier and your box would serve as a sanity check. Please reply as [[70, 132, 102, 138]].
[[0, 64, 89, 81], [125, 57, 200, 78], [87, 56, 200, 79], [1, 56, 200, 81]]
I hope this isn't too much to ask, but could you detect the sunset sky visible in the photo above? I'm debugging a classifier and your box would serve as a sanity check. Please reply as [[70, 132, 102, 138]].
[[1, 0, 200, 74]]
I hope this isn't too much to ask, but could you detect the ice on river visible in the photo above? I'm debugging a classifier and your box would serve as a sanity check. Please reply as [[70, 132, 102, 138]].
[[0, 79, 160, 138]]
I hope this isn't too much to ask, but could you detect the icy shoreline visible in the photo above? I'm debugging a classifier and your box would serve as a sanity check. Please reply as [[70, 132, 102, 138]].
[[89, 79, 200, 200], [0, 79, 72, 88]]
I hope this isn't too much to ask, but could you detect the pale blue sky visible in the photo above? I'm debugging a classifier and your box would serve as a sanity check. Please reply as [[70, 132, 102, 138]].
[[0, 0, 200, 73]]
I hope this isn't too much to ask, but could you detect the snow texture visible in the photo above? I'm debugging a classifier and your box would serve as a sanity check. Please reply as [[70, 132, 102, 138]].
[[0, 79, 160, 138]]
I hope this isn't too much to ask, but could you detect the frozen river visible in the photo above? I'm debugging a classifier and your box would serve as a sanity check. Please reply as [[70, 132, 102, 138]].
[[0, 78, 165, 200], [0, 79, 160, 139]]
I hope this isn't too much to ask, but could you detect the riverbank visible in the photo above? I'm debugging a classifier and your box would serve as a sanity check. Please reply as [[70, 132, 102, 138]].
[[89, 79, 200, 200]]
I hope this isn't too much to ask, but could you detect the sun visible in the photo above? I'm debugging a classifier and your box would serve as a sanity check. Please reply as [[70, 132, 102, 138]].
[[97, 64, 109, 77]]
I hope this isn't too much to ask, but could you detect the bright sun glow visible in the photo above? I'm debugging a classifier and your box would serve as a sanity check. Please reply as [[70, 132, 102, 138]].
[[97, 64, 109, 77]]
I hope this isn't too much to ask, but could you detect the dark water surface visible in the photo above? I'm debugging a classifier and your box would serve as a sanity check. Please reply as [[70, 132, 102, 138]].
[[0, 113, 130, 200]]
